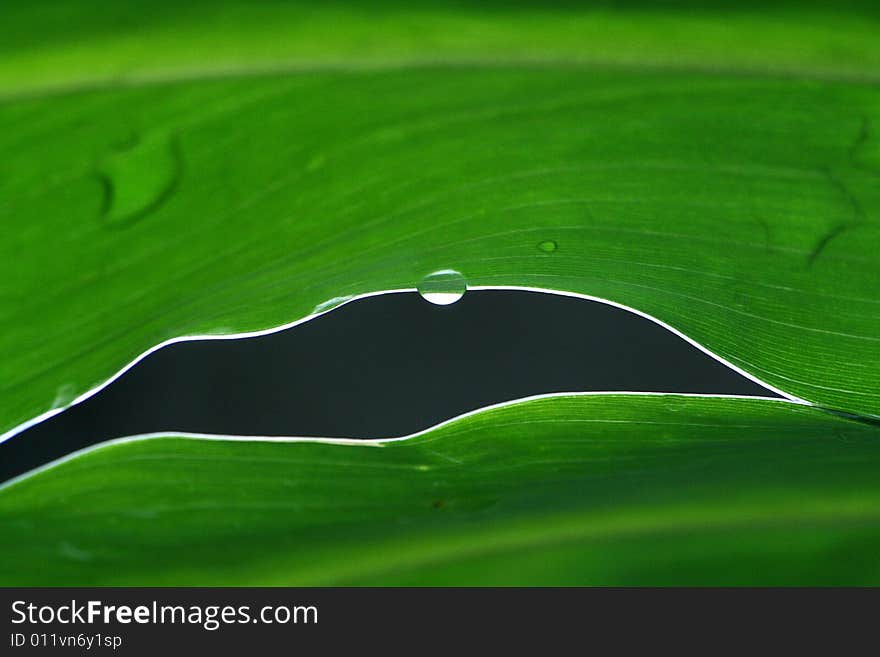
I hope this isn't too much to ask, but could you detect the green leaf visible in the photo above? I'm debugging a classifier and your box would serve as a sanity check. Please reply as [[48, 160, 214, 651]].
[[3, 65, 880, 433], [4, 0, 880, 97], [4, 2, 880, 585], [2, 396, 879, 585]]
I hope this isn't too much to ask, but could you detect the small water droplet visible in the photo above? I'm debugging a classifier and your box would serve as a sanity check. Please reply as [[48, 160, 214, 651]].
[[313, 295, 354, 314], [51, 384, 77, 409], [537, 240, 557, 253], [417, 269, 467, 305], [97, 131, 181, 226], [306, 154, 326, 171]]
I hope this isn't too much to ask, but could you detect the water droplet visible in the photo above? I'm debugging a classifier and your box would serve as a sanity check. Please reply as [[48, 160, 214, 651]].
[[313, 295, 354, 314], [51, 384, 77, 409], [306, 154, 326, 171], [97, 131, 181, 226], [417, 269, 467, 305], [537, 240, 557, 253]]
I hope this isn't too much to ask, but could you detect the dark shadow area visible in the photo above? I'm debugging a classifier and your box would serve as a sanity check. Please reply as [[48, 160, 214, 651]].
[[0, 289, 779, 482]]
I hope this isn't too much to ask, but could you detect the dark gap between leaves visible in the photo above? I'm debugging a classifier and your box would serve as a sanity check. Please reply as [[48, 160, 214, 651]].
[[0, 289, 780, 482]]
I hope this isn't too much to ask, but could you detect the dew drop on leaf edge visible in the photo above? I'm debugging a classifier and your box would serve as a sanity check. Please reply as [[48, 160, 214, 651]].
[[417, 269, 467, 305]]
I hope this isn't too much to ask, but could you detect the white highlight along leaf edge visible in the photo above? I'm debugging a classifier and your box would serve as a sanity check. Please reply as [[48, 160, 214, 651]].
[[0, 285, 810, 491]]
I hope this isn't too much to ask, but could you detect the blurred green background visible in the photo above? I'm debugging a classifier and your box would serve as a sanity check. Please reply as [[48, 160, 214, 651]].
[[5, 0, 880, 97]]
